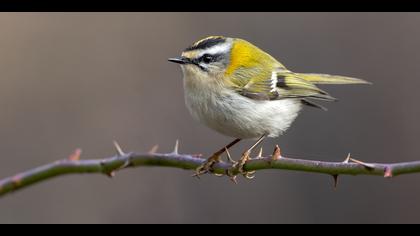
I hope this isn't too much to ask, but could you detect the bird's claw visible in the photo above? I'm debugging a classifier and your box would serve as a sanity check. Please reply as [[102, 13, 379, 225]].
[[192, 155, 220, 178], [244, 171, 256, 179], [193, 145, 259, 181], [227, 150, 256, 181]]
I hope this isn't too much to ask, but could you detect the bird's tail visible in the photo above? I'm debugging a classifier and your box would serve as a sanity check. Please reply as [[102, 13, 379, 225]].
[[296, 73, 371, 85]]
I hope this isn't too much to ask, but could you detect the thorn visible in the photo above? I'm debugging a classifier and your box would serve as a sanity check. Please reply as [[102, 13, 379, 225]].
[[349, 157, 375, 170], [384, 166, 393, 178], [105, 171, 115, 178], [225, 147, 236, 164], [148, 144, 159, 154], [113, 141, 125, 156], [343, 153, 351, 163], [68, 148, 82, 161], [332, 174, 339, 189], [172, 139, 179, 154], [11, 174, 23, 187], [257, 147, 263, 159], [214, 173, 224, 177], [100, 160, 117, 177], [343, 153, 375, 170], [272, 145, 281, 160]]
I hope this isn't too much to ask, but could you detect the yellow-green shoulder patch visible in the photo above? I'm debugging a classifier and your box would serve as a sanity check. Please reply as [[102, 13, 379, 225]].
[[226, 39, 263, 76]]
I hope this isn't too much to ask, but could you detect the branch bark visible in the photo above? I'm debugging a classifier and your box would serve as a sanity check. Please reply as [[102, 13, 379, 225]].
[[1, 143, 420, 197]]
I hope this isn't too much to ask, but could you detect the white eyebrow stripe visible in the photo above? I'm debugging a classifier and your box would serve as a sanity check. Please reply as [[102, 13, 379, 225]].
[[198, 42, 231, 57]]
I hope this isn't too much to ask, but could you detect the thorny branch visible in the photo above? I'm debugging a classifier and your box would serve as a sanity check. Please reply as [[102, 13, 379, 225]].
[[1, 141, 420, 197]]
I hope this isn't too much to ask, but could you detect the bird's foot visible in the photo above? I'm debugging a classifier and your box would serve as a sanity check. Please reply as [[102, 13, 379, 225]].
[[227, 150, 256, 181], [192, 154, 220, 178]]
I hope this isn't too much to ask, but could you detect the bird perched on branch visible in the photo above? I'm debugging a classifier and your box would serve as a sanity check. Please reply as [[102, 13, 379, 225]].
[[169, 36, 370, 179]]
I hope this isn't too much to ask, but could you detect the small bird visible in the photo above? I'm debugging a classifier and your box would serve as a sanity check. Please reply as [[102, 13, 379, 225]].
[[169, 36, 369, 178]]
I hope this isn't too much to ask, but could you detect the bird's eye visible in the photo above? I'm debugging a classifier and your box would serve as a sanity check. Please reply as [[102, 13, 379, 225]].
[[201, 54, 213, 64]]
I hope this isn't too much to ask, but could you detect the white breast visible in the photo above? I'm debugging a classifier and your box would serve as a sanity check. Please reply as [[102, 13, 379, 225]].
[[182, 70, 302, 139]]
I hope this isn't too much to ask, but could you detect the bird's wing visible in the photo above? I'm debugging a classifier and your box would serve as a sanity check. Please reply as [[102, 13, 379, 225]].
[[234, 68, 336, 101], [233, 69, 280, 100]]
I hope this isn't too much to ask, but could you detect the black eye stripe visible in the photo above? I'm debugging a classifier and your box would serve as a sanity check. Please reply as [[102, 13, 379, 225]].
[[186, 53, 224, 72], [187, 58, 208, 71], [200, 54, 213, 63], [185, 37, 226, 51], [199, 53, 223, 63]]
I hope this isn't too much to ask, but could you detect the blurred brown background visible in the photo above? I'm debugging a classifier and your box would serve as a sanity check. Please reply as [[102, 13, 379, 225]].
[[0, 12, 419, 223]]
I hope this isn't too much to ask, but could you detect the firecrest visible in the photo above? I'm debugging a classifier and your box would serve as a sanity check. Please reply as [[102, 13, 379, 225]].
[[169, 36, 369, 179]]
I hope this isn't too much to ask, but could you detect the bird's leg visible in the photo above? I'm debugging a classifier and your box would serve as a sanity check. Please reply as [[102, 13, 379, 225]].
[[230, 135, 266, 178], [194, 138, 241, 177]]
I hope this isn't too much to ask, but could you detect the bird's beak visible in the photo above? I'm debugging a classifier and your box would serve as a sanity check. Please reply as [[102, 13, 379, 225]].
[[168, 57, 189, 65]]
